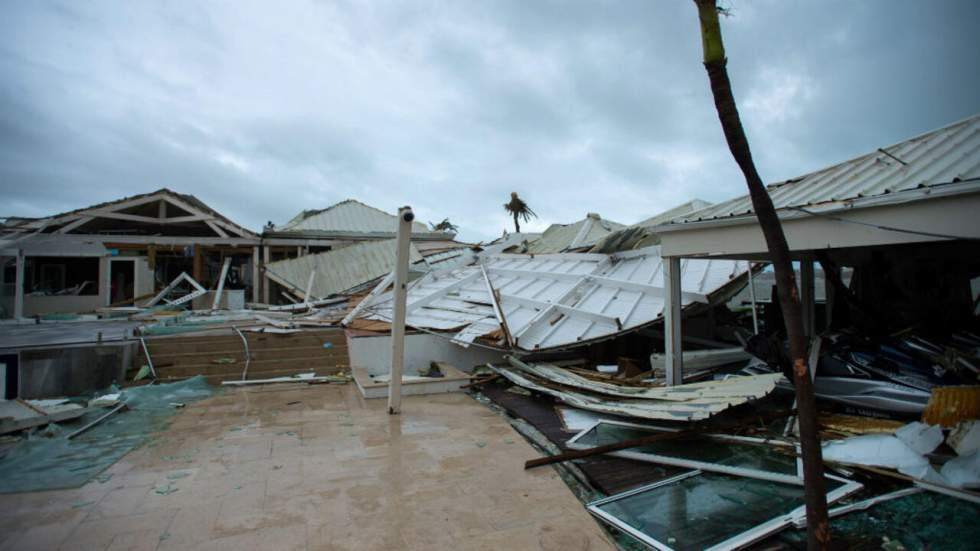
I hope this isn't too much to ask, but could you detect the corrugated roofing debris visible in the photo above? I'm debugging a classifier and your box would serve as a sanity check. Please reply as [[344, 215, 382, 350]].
[[354, 245, 750, 352], [264, 239, 423, 299], [524, 213, 626, 254], [666, 113, 980, 226], [492, 357, 784, 422]]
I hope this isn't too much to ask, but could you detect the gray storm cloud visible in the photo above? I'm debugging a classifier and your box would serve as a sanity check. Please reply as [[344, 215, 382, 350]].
[[1, 0, 978, 241]]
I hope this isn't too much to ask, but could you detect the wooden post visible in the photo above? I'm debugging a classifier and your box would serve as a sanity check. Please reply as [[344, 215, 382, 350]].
[[192, 245, 204, 284], [388, 206, 414, 415], [14, 250, 25, 319], [664, 256, 683, 386], [147, 244, 156, 271]]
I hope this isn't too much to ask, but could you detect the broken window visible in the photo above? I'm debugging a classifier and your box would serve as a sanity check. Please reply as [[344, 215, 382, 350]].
[[589, 470, 808, 551], [574, 421, 863, 550]]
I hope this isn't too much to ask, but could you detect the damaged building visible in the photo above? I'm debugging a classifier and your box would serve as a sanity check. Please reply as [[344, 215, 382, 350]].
[[0, 116, 978, 550]]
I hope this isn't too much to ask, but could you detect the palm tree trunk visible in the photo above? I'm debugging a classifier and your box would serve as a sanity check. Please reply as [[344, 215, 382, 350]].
[[694, 1, 830, 548], [513, 213, 520, 233]]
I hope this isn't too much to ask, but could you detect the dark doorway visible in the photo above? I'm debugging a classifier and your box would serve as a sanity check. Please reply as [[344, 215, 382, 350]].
[[110, 260, 135, 304]]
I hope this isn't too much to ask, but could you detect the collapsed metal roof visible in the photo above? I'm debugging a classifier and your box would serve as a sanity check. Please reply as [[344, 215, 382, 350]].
[[264, 239, 424, 299], [354, 245, 750, 352], [663, 113, 980, 227], [525, 213, 627, 254]]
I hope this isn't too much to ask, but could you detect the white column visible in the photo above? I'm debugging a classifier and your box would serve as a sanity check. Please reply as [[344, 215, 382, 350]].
[[388, 206, 414, 415], [800, 258, 815, 338], [252, 246, 260, 303], [262, 246, 271, 304], [664, 256, 683, 386], [747, 261, 759, 334], [14, 250, 25, 319]]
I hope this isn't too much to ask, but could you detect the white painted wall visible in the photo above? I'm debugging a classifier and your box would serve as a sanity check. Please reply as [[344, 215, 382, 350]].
[[347, 332, 506, 376]]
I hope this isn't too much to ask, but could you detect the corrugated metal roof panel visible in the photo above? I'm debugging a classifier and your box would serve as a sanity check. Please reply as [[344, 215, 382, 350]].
[[265, 239, 423, 298], [526, 214, 627, 254], [670, 114, 980, 225], [276, 199, 432, 234], [633, 199, 713, 228], [359, 247, 748, 352]]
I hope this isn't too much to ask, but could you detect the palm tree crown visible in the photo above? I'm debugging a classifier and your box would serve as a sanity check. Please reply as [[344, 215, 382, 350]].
[[503, 192, 537, 233]]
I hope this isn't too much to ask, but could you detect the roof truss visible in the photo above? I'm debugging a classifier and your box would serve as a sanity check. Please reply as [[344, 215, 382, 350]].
[[50, 191, 252, 238]]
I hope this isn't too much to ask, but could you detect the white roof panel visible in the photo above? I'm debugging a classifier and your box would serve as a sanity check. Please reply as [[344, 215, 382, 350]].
[[357, 246, 749, 352]]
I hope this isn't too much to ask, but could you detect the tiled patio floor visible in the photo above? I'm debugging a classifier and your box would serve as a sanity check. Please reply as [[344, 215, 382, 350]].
[[0, 383, 615, 550]]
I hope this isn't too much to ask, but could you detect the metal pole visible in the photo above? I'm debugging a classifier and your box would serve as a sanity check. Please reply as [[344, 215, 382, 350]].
[[747, 261, 759, 334], [664, 257, 683, 386], [388, 206, 414, 415]]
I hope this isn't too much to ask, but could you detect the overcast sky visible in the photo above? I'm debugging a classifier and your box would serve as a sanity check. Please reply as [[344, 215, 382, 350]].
[[1, 1, 978, 242]]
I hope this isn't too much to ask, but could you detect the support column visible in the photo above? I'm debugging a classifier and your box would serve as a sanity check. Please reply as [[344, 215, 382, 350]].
[[252, 246, 260, 303], [800, 258, 815, 338], [14, 250, 25, 319], [388, 206, 414, 415], [824, 268, 835, 331], [664, 256, 683, 386], [747, 261, 759, 334], [262, 246, 271, 304], [192, 245, 204, 283]]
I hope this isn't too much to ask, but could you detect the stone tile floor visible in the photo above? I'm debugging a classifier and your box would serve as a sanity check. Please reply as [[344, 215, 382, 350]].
[[0, 383, 615, 550]]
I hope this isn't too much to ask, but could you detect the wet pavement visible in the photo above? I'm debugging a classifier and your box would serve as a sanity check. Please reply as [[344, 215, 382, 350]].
[[0, 382, 614, 550]]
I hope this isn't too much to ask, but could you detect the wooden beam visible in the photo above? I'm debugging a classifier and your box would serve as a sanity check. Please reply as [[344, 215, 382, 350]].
[[56, 216, 94, 234], [205, 220, 229, 238]]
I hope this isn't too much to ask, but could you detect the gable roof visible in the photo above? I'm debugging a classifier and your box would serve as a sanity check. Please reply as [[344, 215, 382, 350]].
[[663, 113, 980, 228], [3, 188, 257, 239], [272, 199, 446, 238], [525, 213, 626, 254]]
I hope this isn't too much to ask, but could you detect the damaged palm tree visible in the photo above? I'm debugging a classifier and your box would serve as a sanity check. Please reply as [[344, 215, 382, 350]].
[[693, 1, 830, 548], [429, 218, 459, 234], [503, 192, 537, 233]]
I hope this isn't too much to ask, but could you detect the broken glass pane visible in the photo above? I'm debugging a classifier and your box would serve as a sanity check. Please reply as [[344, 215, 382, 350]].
[[591, 471, 804, 551]]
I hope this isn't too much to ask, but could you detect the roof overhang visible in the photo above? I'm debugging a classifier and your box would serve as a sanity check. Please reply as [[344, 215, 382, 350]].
[[657, 183, 980, 259]]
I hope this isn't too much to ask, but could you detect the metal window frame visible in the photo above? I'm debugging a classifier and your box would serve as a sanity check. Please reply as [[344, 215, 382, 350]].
[[587, 464, 861, 551]]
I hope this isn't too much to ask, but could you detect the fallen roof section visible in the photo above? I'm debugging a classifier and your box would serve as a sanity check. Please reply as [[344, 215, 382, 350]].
[[355, 245, 750, 352], [264, 239, 423, 300], [491, 361, 784, 422], [525, 213, 627, 254]]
